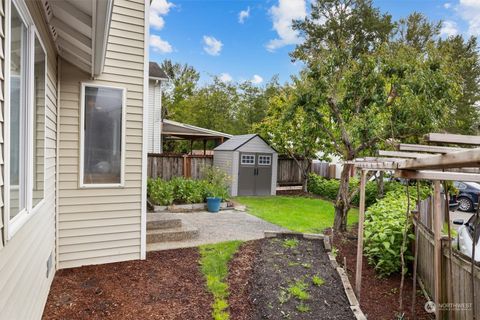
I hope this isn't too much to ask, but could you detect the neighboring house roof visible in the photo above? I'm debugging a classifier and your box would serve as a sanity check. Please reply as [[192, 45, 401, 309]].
[[162, 119, 232, 140], [41, 0, 114, 77], [149, 62, 169, 80], [213, 133, 279, 152]]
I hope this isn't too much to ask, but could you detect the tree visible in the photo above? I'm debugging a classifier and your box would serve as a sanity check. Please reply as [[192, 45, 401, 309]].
[[438, 36, 480, 134], [256, 82, 321, 191], [291, 0, 461, 231], [160, 60, 200, 119]]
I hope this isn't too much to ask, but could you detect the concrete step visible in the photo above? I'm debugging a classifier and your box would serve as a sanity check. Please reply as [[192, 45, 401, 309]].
[[147, 216, 182, 230], [147, 226, 199, 243]]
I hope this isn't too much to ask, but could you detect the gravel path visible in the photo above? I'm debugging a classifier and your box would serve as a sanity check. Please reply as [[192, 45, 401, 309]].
[[147, 209, 287, 251]]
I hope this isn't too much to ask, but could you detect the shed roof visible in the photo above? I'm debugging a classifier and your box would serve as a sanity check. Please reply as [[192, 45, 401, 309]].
[[214, 134, 275, 152], [149, 62, 169, 80]]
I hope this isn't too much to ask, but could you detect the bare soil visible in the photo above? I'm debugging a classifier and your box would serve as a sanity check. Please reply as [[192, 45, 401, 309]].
[[329, 227, 434, 320], [229, 237, 355, 320], [42, 248, 212, 320]]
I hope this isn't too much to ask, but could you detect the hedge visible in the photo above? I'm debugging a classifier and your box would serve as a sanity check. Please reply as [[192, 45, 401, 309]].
[[306, 173, 402, 207]]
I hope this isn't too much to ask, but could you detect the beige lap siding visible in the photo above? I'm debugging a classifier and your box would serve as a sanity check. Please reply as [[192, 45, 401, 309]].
[[57, 0, 145, 269], [0, 1, 58, 319]]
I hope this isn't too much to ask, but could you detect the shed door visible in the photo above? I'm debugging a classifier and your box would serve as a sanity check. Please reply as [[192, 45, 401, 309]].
[[237, 153, 272, 196], [255, 154, 272, 195], [238, 153, 256, 196]]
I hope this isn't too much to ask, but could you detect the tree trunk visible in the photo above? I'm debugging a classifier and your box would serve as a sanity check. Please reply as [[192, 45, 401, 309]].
[[333, 163, 353, 232], [377, 171, 384, 198]]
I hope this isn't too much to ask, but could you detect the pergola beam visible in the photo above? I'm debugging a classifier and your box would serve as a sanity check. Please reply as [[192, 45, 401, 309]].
[[378, 150, 434, 159], [425, 133, 480, 145], [399, 148, 480, 170], [398, 144, 466, 154], [395, 170, 480, 182]]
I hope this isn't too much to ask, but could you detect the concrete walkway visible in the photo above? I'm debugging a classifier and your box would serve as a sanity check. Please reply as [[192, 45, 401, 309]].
[[146, 209, 287, 251]]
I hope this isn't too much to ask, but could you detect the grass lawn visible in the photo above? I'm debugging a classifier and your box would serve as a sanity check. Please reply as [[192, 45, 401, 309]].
[[235, 196, 358, 233], [199, 241, 243, 320]]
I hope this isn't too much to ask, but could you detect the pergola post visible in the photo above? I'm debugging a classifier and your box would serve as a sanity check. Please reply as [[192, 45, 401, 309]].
[[355, 169, 368, 300], [433, 181, 443, 319]]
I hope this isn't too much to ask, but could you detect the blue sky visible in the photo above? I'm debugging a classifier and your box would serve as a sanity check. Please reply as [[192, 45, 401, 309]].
[[149, 0, 480, 85]]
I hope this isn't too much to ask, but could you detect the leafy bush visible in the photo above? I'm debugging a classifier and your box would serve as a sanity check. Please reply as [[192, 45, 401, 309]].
[[363, 187, 431, 277], [170, 177, 206, 204], [147, 178, 174, 206], [307, 173, 401, 207], [147, 168, 230, 206]]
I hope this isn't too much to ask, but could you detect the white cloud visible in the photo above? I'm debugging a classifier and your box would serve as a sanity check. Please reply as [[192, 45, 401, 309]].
[[440, 20, 459, 37], [239, 7, 250, 23], [219, 73, 233, 82], [150, 35, 173, 53], [203, 36, 223, 56], [150, 0, 175, 30], [251, 74, 263, 84], [266, 0, 307, 51], [457, 0, 480, 36], [444, 2, 452, 9]]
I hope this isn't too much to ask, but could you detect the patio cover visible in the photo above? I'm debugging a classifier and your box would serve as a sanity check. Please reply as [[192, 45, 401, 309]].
[[162, 119, 232, 141]]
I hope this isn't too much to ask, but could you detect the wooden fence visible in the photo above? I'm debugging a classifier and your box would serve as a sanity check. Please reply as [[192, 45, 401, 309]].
[[415, 196, 479, 319], [147, 154, 213, 180], [148, 154, 316, 185]]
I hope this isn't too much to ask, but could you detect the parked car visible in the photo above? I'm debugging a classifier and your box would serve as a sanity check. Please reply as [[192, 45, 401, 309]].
[[453, 215, 480, 262], [452, 181, 480, 212]]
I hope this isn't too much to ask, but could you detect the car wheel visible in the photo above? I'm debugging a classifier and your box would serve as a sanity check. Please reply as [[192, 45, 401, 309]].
[[458, 197, 473, 212]]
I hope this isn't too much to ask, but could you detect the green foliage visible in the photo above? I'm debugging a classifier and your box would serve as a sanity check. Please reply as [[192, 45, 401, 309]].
[[287, 280, 310, 301], [296, 303, 311, 313], [235, 196, 358, 233], [147, 178, 174, 206], [147, 173, 229, 206], [170, 177, 205, 204], [202, 166, 231, 200], [312, 275, 325, 286], [283, 238, 299, 249], [199, 241, 243, 320], [363, 187, 431, 277], [307, 173, 401, 208]]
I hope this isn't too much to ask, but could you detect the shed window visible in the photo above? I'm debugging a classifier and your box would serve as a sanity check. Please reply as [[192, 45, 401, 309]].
[[6, 0, 47, 238], [258, 155, 272, 166], [241, 154, 255, 165], [81, 84, 125, 187]]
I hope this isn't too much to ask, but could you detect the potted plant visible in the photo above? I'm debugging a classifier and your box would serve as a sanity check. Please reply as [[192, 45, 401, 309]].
[[205, 183, 226, 213]]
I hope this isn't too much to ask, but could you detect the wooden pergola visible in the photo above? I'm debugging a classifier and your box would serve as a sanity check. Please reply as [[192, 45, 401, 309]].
[[351, 133, 480, 320]]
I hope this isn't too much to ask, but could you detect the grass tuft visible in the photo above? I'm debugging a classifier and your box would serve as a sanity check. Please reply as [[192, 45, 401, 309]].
[[235, 196, 358, 233], [283, 238, 299, 249], [199, 241, 243, 320], [312, 275, 325, 286], [287, 280, 310, 301]]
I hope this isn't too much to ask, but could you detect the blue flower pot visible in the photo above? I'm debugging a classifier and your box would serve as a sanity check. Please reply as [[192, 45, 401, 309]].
[[206, 197, 222, 213]]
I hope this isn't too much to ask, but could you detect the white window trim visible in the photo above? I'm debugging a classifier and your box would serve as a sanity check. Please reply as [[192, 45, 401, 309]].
[[4, 0, 48, 240], [258, 155, 272, 166], [241, 154, 256, 165], [79, 83, 127, 188]]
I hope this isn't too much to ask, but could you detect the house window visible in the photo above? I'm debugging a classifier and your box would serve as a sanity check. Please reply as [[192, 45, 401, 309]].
[[241, 154, 255, 165], [258, 155, 272, 166], [80, 84, 126, 187], [6, 0, 47, 235]]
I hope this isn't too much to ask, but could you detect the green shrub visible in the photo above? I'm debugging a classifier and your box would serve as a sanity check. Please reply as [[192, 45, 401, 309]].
[[170, 177, 205, 204], [307, 173, 402, 208], [363, 187, 431, 277], [147, 178, 174, 206], [147, 172, 230, 206]]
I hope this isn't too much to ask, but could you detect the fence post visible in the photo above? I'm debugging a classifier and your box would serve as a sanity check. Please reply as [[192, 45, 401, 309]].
[[355, 169, 368, 300], [433, 181, 443, 319]]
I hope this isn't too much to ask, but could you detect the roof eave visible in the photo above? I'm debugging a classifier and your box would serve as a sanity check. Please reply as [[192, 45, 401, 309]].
[[92, 0, 113, 77]]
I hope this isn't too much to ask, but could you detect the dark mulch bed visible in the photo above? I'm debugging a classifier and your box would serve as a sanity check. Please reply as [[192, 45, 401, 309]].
[[229, 237, 355, 320], [329, 227, 434, 320], [42, 248, 212, 320]]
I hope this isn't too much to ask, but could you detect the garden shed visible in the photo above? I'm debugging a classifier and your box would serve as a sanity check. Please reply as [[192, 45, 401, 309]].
[[214, 134, 278, 196]]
